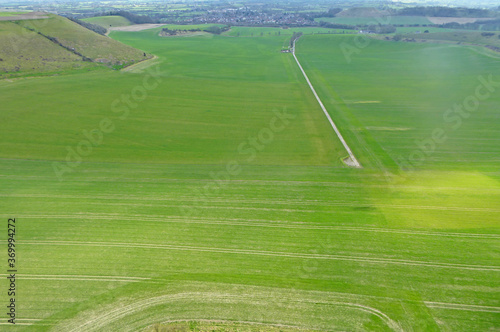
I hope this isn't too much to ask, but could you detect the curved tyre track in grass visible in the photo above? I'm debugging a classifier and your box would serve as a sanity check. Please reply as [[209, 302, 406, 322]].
[[52, 292, 403, 332]]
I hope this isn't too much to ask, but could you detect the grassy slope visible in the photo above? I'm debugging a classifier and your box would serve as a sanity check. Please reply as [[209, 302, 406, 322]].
[[0, 14, 149, 77], [0, 21, 96, 75], [17, 15, 148, 64], [0, 28, 498, 332], [82, 15, 132, 28]]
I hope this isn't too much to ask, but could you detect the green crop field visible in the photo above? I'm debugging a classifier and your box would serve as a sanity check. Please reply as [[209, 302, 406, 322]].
[[82, 15, 132, 28], [0, 25, 499, 331]]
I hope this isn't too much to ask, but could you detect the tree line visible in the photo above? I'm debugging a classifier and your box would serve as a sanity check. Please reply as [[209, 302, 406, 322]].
[[290, 32, 302, 48], [67, 17, 107, 35]]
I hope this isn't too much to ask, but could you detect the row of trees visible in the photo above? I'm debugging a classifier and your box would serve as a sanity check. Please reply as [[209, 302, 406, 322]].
[[289, 32, 302, 48], [161, 26, 229, 36], [318, 21, 356, 30], [67, 17, 107, 35], [161, 28, 201, 36], [15, 22, 93, 61]]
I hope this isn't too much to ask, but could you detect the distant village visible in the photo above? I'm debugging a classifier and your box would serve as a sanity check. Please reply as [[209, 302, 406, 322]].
[[181, 8, 314, 27]]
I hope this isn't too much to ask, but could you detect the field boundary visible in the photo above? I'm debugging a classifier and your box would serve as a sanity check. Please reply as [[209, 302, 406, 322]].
[[292, 38, 361, 168]]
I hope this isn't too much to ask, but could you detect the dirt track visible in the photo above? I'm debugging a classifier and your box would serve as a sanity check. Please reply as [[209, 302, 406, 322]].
[[109, 24, 165, 32], [291, 38, 362, 168]]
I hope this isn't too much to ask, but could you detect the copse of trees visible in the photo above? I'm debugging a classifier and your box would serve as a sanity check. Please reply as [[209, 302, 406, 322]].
[[203, 25, 229, 35], [318, 21, 356, 30], [161, 28, 201, 36]]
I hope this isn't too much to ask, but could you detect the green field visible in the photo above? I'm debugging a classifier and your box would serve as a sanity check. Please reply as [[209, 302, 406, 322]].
[[0, 25, 499, 331], [82, 15, 132, 28]]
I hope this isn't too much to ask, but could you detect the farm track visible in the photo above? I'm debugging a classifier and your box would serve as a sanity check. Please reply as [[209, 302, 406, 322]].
[[292, 38, 361, 168], [2, 214, 498, 238], [6, 198, 499, 213], [424, 301, 500, 313], [0, 273, 149, 282], [22, 240, 500, 271]]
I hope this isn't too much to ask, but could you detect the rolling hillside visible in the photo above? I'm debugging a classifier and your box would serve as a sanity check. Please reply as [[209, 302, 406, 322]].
[[82, 15, 132, 29], [0, 13, 150, 77]]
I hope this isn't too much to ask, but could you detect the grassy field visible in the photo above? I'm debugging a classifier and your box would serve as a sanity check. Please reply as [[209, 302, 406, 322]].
[[82, 15, 132, 28], [0, 20, 97, 76], [0, 26, 499, 331]]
